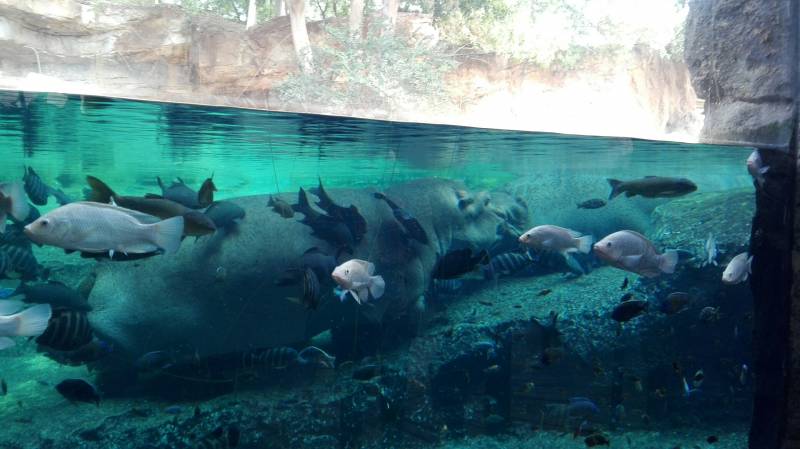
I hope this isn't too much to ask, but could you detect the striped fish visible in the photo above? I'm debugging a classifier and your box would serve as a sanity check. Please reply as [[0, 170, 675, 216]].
[[240, 346, 299, 374], [432, 279, 463, 294], [36, 309, 93, 351], [0, 224, 32, 249], [23, 167, 50, 206], [286, 267, 320, 310], [0, 244, 40, 280], [483, 251, 536, 279]]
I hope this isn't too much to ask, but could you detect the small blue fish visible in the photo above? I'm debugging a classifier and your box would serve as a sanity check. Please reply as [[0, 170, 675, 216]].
[[682, 377, 702, 398], [0, 288, 16, 299]]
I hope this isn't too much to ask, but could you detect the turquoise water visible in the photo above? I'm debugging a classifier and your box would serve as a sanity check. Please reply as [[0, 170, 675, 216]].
[[0, 91, 754, 449]]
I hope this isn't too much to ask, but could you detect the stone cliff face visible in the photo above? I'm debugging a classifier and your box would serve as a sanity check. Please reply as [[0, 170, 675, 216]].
[[0, 0, 700, 141]]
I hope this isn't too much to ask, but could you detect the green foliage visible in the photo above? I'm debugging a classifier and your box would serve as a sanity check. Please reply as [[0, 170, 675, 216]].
[[180, 0, 249, 22], [277, 21, 455, 112]]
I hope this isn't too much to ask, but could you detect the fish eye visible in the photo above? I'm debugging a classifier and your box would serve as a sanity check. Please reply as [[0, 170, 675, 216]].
[[40, 219, 49, 227], [345, 269, 349, 275], [606, 242, 612, 247]]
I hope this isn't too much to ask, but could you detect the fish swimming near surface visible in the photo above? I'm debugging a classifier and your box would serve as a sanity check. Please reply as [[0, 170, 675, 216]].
[[593, 230, 678, 278], [15, 280, 92, 312], [607, 176, 697, 200], [747, 150, 769, 187], [24, 202, 184, 258], [0, 303, 52, 350], [204, 201, 245, 230], [85, 176, 216, 237], [55, 379, 100, 406], [703, 234, 719, 267], [722, 252, 752, 284], [482, 250, 536, 279], [611, 298, 647, 322], [519, 225, 592, 273], [373, 192, 429, 245], [147, 176, 215, 209], [659, 292, 690, 315], [332, 259, 385, 304], [577, 199, 606, 209], [432, 248, 490, 280], [310, 179, 367, 244], [36, 308, 94, 351], [194, 425, 240, 449], [0, 182, 30, 234], [268, 196, 294, 218]]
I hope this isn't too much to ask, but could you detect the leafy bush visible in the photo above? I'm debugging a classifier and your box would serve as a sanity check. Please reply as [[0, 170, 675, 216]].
[[277, 21, 455, 112]]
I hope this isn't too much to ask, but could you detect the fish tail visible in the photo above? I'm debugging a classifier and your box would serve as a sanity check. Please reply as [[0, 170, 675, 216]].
[[607, 178, 623, 200], [369, 275, 385, 299], [5, 183, 29, 222], [659, 250, 679, 274], [150, 216, 185, 255], [297, 345, 335, 366], [8, 304, 52, 337], [85, 176, 116, 203], [575, 235, 593, 254], [292, 188, 313, 214]]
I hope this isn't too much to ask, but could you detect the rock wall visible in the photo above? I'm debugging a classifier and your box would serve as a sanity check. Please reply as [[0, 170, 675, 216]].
[[0, 0, 700, 141]]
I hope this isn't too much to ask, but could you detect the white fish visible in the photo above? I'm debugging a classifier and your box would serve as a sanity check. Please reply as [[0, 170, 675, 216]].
[[722, 252, 752, 284], [331, 259, 385, 304], [0, 182, 30, 233], [593, 230, 678, 278], [747, 150, 769, 187], [0, 303, 52, 350], [703, 234, 718, 266], [23, 201, 184, 258], [519, 225, 592, 273]]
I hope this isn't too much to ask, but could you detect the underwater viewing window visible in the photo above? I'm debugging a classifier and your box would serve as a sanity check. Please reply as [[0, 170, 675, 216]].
[[0, 1, 799, 449]]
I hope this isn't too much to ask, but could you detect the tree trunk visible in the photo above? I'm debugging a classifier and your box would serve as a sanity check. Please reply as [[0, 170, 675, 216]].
[[286, 0, 313, 73], [349, 0, 365, 38], [272, 0, 285, 17], [246, 0, 258, 29], [382, 0, 399, 32]]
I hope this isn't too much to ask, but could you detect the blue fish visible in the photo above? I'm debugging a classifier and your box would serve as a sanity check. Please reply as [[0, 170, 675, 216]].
[[0, 288, 16, 299], [567, 397, 599, 417], [682, 377, 702, 398]]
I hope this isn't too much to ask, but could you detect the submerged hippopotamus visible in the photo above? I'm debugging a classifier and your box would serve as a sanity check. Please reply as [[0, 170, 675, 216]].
[[87, 179, 526, 361]]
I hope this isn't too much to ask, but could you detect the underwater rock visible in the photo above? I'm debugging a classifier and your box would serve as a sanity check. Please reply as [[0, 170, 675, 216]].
[[651, 188, 753, 266], [88, 179, 520, 360]]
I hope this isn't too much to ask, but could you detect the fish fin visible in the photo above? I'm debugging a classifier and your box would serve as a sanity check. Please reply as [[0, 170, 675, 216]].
[[564, 254, 585, 274], [177, 177, 186, 185], [10, 304, 52, 337], [760, 166, 770, 174], [0, 300, 25, 315], [369, 275, 385, 299], [574, 235, 593, 254], [659, 250, 679, 274], [85, 176, 116, 203], [349, 289, 362, 304], [746, 255, 753, 274], [150, 216, 184, 255], [5, 183, 29, 222], [373, 192, 386, 200], [108, 249, 114, 259], [352, 259, 375, 275], [268, 195, 275, 206], [607, 179, 623, 200], [0, 337, 14, 350]]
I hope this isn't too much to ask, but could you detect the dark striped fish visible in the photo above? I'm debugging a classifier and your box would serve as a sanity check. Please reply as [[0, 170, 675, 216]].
[[0, 224, 31, 249], [0, 244, 40, 280], [483, 251, 536, 279], [432, 279, 463, 294], [285, 267, 321, 310], [240, 346, 299, 373], [0, 250, 11, 279], [194, 425, 240, 449], [36, 309, 93, 351], [23, 167, 49, 206]]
